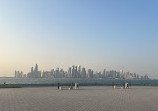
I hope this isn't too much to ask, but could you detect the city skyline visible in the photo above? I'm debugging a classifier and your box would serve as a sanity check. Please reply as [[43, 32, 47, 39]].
[[0, 1, 158, 78], [15, 64, 149, 80], [0, 62, 154, 78]]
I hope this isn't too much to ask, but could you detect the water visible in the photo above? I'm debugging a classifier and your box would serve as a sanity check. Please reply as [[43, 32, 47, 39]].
[[0, 78, 158, 85]]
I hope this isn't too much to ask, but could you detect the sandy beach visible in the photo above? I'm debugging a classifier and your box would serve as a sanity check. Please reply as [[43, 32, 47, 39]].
[[0, 86, 158, 111]]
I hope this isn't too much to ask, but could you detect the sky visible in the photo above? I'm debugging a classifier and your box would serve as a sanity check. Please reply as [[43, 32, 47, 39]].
[[0, 0, 158, 78]]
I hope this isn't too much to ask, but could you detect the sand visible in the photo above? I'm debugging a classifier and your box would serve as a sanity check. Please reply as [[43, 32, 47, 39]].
[[0, 86, 158, 111]]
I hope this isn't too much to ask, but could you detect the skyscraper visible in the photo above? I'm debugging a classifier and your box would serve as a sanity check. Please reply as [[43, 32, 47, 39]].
[[88, 69, 93, 78], [31, 67, 33, 73], [81, 67, 86, 78], [68, 67, 72, 78], [77, 65, 81, 78], [35, 64, 38, 72], [71, 65, 78, 78], [72, 65, 75, 78], [27, 64, 41, 78], [15, 70, 23, 78], [102, 69, 106, 79]]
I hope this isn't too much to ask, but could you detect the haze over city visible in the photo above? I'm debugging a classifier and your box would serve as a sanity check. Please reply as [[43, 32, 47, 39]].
[[0, 0, 158, 78]]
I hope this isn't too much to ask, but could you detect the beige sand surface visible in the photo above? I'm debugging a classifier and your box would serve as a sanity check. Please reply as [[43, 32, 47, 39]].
[[0, 86, 158, 111]]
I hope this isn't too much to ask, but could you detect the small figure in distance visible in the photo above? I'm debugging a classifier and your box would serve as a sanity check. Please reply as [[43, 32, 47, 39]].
[[4, 82, 6, 88], [57, 83, 60, 90]]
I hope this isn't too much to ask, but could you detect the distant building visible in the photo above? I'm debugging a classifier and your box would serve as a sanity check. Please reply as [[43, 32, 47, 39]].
[[111, 70, 116, 79], [116, 72, 120, 79], [68, 67, 72, 78], [55, 68, 59, 78], [77, 65, 81, 78], [15, 64, 150, 80], [88, 69, 93, 78], [141, 75, 144, 80], [144, 75, 149, 80], [27, 64, 41, 78], [102, 69, 106, 78], [72, 65, 78, 78], [120, 69, 124, 79], [15, 70, 23, 78], [81, 67, 86, 78], [95, 71, 102, 78], [136, 75, 140, 79]]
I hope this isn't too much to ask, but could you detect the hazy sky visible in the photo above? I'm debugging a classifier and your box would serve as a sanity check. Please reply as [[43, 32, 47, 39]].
[[0, 0, 158, 78]]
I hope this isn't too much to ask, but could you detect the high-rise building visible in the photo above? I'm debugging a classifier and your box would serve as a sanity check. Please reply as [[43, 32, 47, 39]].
[[108, 70, 116, 79], [27, 64, 41, 78], [35, 64, 38, 72], [15, 70, 17, 78], [102, 69, 106, 78], [55, 68, 60, 78], [95, 71, 102, 78], [71, 65, 78, 78], [120, 69, 124, 79], [72, 65, 75, 78], [120, 70, 123, 75], [141, 75, 144, 80], [116, 72, 120, 79], [75, 66, 78, 78], [137, 75, 140, 79], [31, 67, 33, 73], [68, 67, 72, 78], [15, 70, 23, 78], [77, 65, 81, 78], [144, 75, 149, 80], [88, 69, 93, 78], [81, 67, 86, 78]]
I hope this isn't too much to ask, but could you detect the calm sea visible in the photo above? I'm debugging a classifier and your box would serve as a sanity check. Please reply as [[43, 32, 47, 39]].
[[0, 78, 158, 86]]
